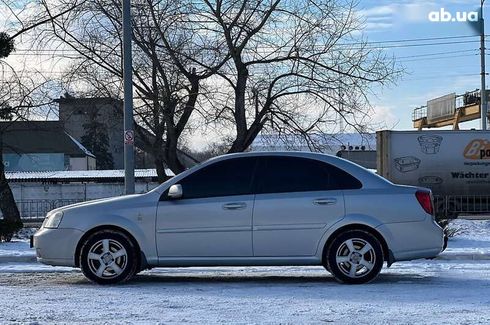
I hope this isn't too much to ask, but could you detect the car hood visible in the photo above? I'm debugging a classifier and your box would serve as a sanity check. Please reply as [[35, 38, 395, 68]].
[[51, 194, 144, 215], [52, 191, 162, 230]]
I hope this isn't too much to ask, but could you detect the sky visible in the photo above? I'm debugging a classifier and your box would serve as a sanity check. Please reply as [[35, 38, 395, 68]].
[[1, 0, 489, 141], [359, 0, 487, 130]]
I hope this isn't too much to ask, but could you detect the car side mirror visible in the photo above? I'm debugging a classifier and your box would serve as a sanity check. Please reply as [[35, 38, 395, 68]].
[[168, 184, 183, 199]]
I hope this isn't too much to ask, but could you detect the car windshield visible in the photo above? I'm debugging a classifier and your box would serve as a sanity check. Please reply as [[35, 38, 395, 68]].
[[148, 156, 218, 194]]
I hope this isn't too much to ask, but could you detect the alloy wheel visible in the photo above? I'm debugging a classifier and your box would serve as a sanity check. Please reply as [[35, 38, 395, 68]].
[[87, 239, 128, 279], [335, 238, 377, 279]]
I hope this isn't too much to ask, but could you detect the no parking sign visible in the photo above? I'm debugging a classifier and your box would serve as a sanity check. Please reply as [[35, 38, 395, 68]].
[[124, 130, 134, 145]]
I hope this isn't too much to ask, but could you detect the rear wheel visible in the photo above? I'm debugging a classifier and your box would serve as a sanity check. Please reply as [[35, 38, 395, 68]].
[[325, 230, 384, 284], [79, 230, 139, 284]]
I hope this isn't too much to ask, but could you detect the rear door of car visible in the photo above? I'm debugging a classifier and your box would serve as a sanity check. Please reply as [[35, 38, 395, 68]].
[[156, 157, 258, 257], [252, 156, 360, 257]]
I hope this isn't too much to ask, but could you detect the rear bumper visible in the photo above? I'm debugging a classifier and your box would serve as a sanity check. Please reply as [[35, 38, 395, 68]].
[[377, 217, 444, 262], [33, 227, 84, 267]]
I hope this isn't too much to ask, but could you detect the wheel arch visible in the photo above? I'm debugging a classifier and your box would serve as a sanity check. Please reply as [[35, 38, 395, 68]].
[[74, 225, 147, 270], [321, 223, 390, 265]]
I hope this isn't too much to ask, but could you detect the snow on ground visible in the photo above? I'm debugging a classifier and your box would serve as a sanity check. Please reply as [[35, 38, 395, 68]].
[[0, 262, 490, 324], [0, 220, 489, 324], [445, 219, 490, 254], [0, 240, 34, 258]]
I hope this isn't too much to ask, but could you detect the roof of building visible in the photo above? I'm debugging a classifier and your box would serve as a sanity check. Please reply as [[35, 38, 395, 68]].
[[5, 168, 174, 183], [55, 96, 122, 105], [251, 133, 376, 153], [0, 121, 95, 157]]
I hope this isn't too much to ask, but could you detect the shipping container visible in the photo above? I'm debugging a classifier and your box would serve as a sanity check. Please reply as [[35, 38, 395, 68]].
[[377, 130, 490, 219]]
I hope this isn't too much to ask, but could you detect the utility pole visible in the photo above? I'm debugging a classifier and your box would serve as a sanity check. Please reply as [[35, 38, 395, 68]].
[[337, 65, 344, 132], [481, 0, 487, 130], [122, 0, 135, 194]]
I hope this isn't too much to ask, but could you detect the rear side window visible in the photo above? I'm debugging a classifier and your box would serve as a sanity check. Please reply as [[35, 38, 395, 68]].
[[177, 157, 258, 199], [257, 156, 361, 194]]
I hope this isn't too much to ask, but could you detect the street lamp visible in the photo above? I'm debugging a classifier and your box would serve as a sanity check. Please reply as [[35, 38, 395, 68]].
[[122, 0, 135, 194]]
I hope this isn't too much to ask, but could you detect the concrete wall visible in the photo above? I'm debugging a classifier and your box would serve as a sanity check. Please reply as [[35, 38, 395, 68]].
[[11, 182, 159, 202]]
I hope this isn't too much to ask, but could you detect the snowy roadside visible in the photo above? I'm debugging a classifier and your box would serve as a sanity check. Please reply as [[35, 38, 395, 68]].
[[0, 240, 36, 263], [440, 219, 490, 260], [0, 227, 37, 264], [0, 219, 489, 272]]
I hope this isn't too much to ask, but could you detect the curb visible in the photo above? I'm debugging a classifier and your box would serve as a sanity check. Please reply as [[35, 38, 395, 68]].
[[0, 255, 37, 263], [436, 253, 490, 261]]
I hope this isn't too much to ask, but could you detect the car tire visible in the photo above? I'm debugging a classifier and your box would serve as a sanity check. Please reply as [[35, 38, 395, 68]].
[[79, 230, 139, 285], [325, 230, 384, 284]]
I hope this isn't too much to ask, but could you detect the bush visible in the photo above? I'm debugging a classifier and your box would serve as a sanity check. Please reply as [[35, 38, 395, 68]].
[[0, 220, 23, 242], [438, 219, 466, 238], [436, 219, 448, 229]]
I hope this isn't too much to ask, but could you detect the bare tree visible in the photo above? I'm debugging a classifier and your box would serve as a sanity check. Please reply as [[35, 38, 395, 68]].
[[29, 0, 397, 180], [190, 0, 399, 152], [37, 0, 228, 180], [0, 1, 80, 240]]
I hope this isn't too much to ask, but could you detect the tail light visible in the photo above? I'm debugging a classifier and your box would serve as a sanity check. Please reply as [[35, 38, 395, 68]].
[[415, 190, 433, 215]]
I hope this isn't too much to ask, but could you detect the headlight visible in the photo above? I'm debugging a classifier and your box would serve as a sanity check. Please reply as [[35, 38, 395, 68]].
[[43, 211, 64, 229]]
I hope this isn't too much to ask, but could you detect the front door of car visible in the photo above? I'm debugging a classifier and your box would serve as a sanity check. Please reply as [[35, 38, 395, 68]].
[[156, 157, 258, 257], [252, 156, 361, 257]]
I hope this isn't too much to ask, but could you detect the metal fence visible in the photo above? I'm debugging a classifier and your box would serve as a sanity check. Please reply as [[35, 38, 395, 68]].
[[434, 195, 490, 219], [13, 199, 85, 222], [412, 106, 427, 121]]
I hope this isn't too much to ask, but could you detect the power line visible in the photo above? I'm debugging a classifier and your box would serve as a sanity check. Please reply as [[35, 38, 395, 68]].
[[403, 73, 480, 81], [361, 40, 480, 49], [399, 53, 479, 63], [397, 49, 477, 60], [10, 35, 485, 54], [350, 34, 479, 45]]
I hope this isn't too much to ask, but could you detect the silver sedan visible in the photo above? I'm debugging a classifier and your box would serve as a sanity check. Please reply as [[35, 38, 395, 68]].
[[33, 152, 444, 284]]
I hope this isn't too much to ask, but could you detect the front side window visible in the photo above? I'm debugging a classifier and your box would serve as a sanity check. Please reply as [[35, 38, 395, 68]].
[[176, 157, 258, 199], [257, 156, 361, 194]]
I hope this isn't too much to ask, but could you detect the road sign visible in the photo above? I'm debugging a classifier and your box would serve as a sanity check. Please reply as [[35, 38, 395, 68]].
[[124, 130, 134, 145]]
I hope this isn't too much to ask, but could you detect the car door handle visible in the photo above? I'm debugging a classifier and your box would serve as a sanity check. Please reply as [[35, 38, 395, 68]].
[[222, 202, 247, 210], [313, 198, 337, 206]]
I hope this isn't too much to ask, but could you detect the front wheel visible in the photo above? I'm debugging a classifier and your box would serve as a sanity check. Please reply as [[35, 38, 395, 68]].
[[325, 230, 384, 284], [79, 230, 139, 284]]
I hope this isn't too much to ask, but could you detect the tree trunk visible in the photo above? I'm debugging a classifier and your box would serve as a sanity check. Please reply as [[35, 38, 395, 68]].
[[228, 67, 249, 153], [148, 133, 169, 183], [163, 78, 199, 175], [0, 168, 20, 223], [0, 135, 22, 241], [153, 154, 169, 184], [164, 130, 186, 174]]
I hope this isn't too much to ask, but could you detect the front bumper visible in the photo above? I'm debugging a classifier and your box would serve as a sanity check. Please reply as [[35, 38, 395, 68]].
[[33, 227, 84, 267]]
